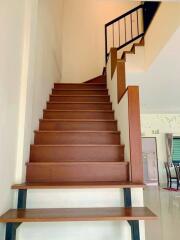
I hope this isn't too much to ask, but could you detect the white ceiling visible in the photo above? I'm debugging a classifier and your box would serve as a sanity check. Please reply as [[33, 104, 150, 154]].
[[127, 26, 180, 113]]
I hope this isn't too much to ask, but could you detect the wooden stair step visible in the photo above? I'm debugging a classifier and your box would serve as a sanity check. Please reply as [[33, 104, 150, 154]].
[[54, 83, 106, 90], [52, 89, 108, 95], [0, 207, 157, 223], [26, 162, 129, 183], [121, 50, 135, 61], [47, 102, 112, 110], [12, 182, 144, 189], [30, 144, 124, 162], [85, 75, 106, 84], [39, 119, 117, 131], [43, 110, 114, 120], [50, 95, 110, 102], [34, 131, 120, 145]]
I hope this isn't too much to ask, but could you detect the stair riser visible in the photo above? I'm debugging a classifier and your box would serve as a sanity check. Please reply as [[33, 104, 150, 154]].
[[26, 163, 129, 183], [39, 121, 117, 131], [34, 132, 120, 145], [43, 111, 114, 120], [52, 90, 108, 95], [50, 95, 110, 102], [85, 76, 106, 84], [30, 146, 124, 162], [54, 84, 106, 90], [47, 103, 112, 110]]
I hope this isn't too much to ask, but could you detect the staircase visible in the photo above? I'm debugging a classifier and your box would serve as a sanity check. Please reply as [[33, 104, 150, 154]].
[[25, 76, 128, 183], [0, 75, 156, 240], [0, 3, 159, 240]]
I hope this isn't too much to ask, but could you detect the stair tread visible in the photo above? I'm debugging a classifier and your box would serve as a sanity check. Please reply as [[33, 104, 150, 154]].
[[54, 83, 106, 85], [47, 102, 111, 104], [35, 130, 119, 133], [0, 207, 157, 223], [44, 110, 113, 112], [40, 119, 117, 122], [12, 182, 144, 189], [31, 144, 124, 147], [27, 161, 127, 165], [50, 95, 109, 97], [52, 89, 107, 91]]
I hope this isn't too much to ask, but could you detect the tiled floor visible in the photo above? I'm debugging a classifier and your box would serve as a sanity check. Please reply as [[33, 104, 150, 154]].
[[144, 186, 180, 240]]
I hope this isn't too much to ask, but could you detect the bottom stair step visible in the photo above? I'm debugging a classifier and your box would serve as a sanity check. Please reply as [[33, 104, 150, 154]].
[[12, 182, 144, 189], [0, 207, 157, 223], [26, 162, 129, 183]]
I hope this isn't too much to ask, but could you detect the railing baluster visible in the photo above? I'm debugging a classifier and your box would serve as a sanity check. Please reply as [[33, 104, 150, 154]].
[[124, 17, 127, 43], [112, 24, 115, 47], [118, 20, 121, 48], [130, 14, 133, 39], [136, 10, 139, 35]]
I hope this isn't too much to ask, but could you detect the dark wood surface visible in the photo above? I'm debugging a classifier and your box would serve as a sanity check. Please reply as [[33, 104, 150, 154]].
[[0, 207, 157, 223]]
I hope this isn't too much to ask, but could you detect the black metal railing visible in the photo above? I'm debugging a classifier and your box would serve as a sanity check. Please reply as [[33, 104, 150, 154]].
[[105, 4, 144, 62]]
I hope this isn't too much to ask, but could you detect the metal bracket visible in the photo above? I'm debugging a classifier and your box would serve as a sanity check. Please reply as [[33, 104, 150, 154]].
[[5, 223, 21, 240], [123, 188, 132, 208], [130, 220, 140, 240], [123, 188, 140, 240], [5, 189, 27, 240], [17, 189, 27, 209]]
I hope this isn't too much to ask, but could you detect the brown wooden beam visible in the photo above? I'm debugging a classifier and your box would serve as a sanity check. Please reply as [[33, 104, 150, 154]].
[[117, 60, 126, 103], [128, 86, 143, 183], [110, 48, 117, 79]]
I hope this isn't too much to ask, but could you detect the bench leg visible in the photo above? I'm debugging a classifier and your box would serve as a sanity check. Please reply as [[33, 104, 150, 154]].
[[5, 223, 21, 240]]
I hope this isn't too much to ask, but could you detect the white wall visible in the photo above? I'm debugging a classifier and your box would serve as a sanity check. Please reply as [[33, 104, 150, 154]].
[[0, 0, 64, 237], [61, 0, 139, 83], [15, 0, 64, 183], [141, 114, 180, 185], [0, 0, 27, 236]]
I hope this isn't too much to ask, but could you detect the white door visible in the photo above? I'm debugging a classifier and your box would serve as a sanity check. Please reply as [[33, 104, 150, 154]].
[[142, 137, 159, 185]]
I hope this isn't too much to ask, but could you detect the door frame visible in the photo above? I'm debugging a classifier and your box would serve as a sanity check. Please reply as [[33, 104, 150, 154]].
[[142, 137, 160, 185]]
